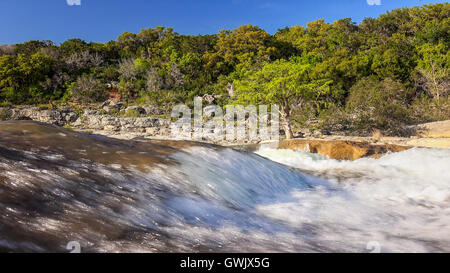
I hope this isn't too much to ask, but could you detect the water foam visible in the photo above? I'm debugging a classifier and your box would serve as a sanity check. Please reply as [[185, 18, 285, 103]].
[[1, 123, 449, 252], [254, 147, 450, 252]]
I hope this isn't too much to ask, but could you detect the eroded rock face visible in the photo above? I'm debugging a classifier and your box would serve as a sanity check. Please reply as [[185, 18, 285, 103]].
[[1, 106, 172, 138], [5, 108, 78, 126], [79, 114, 171, 136], [279, 139, 411, 160]]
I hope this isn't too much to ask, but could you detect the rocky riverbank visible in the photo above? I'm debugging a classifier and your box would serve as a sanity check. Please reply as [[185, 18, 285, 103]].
[[1, 105, 449, 160], [0, 104, 172, 139]]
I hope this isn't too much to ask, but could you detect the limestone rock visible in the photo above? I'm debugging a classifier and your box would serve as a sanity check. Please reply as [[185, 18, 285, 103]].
[[406, 138, 450, 149], [146, 127, 159, 135], [143, 105, 163, 115], [415, 120, 450, 138], [104, 125, 119, 131], [279, 139, 411, 161], [6, 108, 78, 126]]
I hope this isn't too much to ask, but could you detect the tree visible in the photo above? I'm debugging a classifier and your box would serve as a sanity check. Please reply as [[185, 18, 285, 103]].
[[59, 39, 89, 56], [165, 63, 184, 89], [274, 26, 307, 52], [415, 43, 449, 99], [15, 40, 54, 55], [0, 52, 54, 103], [235, 56, 332, 139], [204, 25, 276, 76], [371, 33, 417, 83], [346, 76, 411, 133]]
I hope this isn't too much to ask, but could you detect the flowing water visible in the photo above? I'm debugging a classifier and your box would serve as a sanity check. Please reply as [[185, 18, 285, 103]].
[[0, 121, 449, 252]]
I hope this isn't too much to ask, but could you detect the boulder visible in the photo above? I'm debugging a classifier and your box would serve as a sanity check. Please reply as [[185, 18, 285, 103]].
[[84, 110, 101, 115], [145, 127, 159, 135], [143, 105, 163, 115], [406, 138, 450, 149], [134, 118, 157, 127], [279, 139, 411, 160], [312, 130, 323, 138], [102, 99, 123, 113], [415, 120, 450, 138], [104, 125, 119, 131]]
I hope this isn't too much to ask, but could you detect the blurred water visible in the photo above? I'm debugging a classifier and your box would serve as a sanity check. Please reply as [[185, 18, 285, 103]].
[[0, 121, 449, 252]]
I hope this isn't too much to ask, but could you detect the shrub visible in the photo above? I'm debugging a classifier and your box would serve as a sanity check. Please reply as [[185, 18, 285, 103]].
[[108, 108, 120, 116], [69, 76, 107, 103], [37, 104, 53, 110], [0, 108, 11, 121], [345, 76, 412, 135], [122, 109, 141, 118], [318, 104, 352, 133], [409, 96, 450, 123], [0, 101, 12, 108], [118, 80, 136, 102]]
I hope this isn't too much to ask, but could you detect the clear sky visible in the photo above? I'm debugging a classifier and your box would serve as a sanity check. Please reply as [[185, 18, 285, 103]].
[[0, 0, 447, 44]]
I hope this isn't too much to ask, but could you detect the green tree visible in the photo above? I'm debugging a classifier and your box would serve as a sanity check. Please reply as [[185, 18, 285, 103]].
[[235, 56, 332, 139], [346, 77, 411, 134], [0, 52, 54, 103], [59, 39, 89, 56], [204, 25, 276, 76], [415, 43, 449, 99]]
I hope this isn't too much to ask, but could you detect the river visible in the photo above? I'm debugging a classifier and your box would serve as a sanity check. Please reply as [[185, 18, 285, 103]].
[[0, 121, 449, 252]]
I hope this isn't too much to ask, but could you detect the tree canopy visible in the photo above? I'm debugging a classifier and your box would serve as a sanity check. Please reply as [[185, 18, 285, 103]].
[[0, 3, 448, 136]]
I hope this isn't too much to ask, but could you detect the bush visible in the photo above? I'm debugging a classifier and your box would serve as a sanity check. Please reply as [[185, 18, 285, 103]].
[[409, 96, 450, 123], [69, 76, 107, 103], [0, 108, 11, 121], [118, 80, 136, 102], [345, 76, 412, 135], [318, 104, 352, 133], [0, 101, 12, 108], [122, 109, 141, 118], [108, 108, 120, 116], [37, 104, 53, 110]]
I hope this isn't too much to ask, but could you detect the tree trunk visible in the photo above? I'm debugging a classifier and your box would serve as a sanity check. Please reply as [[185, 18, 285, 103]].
[[280, 108, 294, 139], [284, 122, 294, 139]]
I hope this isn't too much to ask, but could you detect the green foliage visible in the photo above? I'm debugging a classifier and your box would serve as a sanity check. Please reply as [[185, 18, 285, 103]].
[[235, 55, 328, 106], [122, 109, 142, 118], [415, 42, 449, 99], [346, 77, 412, 134], [37, 104, 53, 110], [0, 101, 12, 108], [0, 3, 448, 135], [204, 25, 276, 76], [234, 55, 335, 138], [0, 52, 55, 104], [409, 96, 450, 123], [0, 107, 11, 121]]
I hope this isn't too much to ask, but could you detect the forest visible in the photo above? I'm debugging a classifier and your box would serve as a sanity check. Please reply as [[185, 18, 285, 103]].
[[0, 3, 448, 136]]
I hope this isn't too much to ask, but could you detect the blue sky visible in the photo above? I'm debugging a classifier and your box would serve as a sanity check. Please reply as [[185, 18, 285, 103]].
[[0, 0, 447, 44]]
